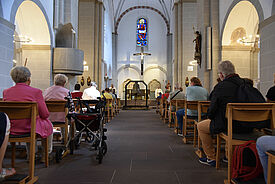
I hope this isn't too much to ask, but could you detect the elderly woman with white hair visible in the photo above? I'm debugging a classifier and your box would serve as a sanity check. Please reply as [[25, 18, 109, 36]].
[[82, 81, 101, 100], [43, 74, 70, 143], [3, 66, 53, 159]]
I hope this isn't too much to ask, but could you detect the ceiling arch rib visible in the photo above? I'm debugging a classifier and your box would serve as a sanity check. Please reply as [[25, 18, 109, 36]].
[[115, 6, 170, 34]]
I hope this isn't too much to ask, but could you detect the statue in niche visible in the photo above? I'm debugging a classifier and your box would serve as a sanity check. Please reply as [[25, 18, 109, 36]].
[[185, 77, 189, 87], [80, 76, 84, 86], [193, 30, 202, 67], [87, 76, 91, 86]]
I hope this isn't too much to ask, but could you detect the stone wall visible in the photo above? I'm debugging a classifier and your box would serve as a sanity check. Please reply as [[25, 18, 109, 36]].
[[78, 0, 103, 90], [222, 46, 259, 84], [0, 17, 14, 97], [259, 14, 275, 97]]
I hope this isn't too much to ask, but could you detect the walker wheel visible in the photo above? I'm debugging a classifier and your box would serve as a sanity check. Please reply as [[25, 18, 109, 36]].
[[102, 141, 107, 155], [55, 148, 63, 163]]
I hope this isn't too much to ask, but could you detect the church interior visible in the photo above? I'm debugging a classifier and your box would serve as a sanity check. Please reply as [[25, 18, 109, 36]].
[[0, 0, 275, 183]]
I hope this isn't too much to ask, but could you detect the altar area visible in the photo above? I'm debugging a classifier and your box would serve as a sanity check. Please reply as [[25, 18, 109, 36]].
[[123, 80, 149, 110]]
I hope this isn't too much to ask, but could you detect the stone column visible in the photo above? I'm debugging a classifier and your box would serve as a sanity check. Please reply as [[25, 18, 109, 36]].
[[0, 17, 15, 97], [112, 33, 118, 89], [210, 0, 220, 88], [178, 1, 183, 87], [167, 33, 173, 87], [94, 1, 99, 83], [173, 3, 178, 87], [59, 0, 64, 25], [98, 2, 103, 90], [196, 0, 221, 91], [196, 0, 210, 91], [79, 0, 104, 90], [259, 14, 275, 95]]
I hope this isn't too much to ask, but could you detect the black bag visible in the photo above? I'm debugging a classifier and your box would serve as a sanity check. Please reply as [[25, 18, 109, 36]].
[[229, 79, 269, 132], [230, 79, 265, 103]]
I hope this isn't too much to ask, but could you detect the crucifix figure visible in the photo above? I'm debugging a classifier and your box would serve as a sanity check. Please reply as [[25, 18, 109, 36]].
[[133, 47, 151, 75]]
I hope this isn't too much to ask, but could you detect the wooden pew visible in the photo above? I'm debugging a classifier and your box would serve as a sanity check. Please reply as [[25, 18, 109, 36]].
[[194, 101, 210, 157], [215, 103, 275, 184], [45, 100, 69, 159], [163, 99, 169, 124], [168, 100, 177, 128], [0, 101, 39, 184], [105, 99, 113, 123], [182, 101, 198, 144], [156, 98, 160, 114], [159, 98, 164, 119], [174, 100, 185, 134]]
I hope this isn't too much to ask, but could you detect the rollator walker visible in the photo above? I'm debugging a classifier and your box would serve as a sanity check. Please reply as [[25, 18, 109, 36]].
[[60, 92, 108, 164]]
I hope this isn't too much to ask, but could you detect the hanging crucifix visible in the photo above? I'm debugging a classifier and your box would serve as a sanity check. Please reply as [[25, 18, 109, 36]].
[[133, 47, 151, 75]]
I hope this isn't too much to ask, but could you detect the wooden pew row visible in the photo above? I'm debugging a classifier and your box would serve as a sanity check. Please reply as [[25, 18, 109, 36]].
[[0, 101, 39, 184], [182, 101, 198, 144], [45, 100, 70, 160], [215, 103, 275, 184], [168, 100, 177, 128]]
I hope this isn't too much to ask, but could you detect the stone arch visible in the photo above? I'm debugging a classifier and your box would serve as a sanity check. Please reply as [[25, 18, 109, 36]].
[[115, 6, 170, 34], [117, 65, 141, 78], [144, 65, 167, 75], [10, 0, 53, 47], [148, 79, 161, 91], [221, 0, 264, 41]]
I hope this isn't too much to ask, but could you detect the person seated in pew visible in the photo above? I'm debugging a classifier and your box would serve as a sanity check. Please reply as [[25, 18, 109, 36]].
[[102, 88, 113, 100], [167, 86, 185, 112], [71, 83, 83, 99], [256, 135, 275, 183], [102, 88, 113, 108], [82, 82, 100, 100], [3, 66, 53, 160], [266, 73, 275, 102], [155, 87, 163, 99], [111, 89, 117, 99], [197, 60, 267, 167], [72, 83, 81, 93], [176, 77, 208, 136], [161, 90, 170, 100], [111, 89, 117, 105], [0, 112, 16, 180], [43, 74, 70, 143]]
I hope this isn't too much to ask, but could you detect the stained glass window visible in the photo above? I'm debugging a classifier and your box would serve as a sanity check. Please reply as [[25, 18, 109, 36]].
[[137, 18, 147, 46]]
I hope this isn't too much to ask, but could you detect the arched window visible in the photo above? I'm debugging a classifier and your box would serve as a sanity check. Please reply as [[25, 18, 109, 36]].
[[137, 18, 147, 46]]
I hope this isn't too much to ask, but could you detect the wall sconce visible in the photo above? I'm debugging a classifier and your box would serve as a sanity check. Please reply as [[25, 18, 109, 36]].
[[236, 34, 259, 46], [84, 66, 89, 71], [189, 60, 197, 66], [13, 35, 32, 43]]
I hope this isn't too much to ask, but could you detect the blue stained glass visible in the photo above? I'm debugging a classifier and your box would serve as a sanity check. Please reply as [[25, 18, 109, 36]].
[[137, 18, 147, 46]]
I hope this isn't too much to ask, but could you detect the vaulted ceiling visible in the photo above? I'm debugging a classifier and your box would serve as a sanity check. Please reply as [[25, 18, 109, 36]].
[[104, 0, 174, 30]]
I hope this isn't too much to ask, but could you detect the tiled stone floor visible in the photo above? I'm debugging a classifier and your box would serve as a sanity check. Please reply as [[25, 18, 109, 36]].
[[4, 110, 228, 184]]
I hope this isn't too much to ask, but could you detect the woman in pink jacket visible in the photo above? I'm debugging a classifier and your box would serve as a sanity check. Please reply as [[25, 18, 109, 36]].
[[3, 66, 53, 154]]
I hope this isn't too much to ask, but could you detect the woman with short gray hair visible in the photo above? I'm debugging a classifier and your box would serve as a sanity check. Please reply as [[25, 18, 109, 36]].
[[43, 74, 69, 144], [10, 66, 31, 84], [54, 74, 68, 86], [3, 66, 53, 162]]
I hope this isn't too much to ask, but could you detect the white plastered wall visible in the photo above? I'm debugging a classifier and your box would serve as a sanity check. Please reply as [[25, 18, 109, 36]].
[[14, 1, 51, 90], [117, 8, 168, 98]]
